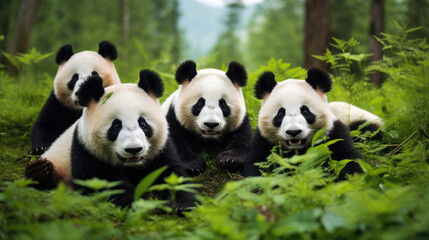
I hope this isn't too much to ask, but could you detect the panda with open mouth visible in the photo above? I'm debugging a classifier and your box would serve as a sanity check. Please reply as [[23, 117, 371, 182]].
[[241, 69, 364, 180]]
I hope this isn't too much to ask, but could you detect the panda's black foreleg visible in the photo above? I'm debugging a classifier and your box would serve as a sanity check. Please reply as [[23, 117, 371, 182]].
[[216, 115, 253, 172], [328, 120, 364, 180], [240, 129, 273, 176], [171, 134, 205, 176], [166, 107, 205, 176], [180, 150, 205, 177], [30, 91, 81, 154]]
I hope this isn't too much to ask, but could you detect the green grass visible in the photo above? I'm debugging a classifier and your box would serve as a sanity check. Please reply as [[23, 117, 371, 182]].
[[1, 31, 429, 239]]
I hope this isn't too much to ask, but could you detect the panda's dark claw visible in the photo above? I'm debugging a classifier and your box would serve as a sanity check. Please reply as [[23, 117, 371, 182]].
[[216, 152, 244, 172], [184, 160, 205, 176], [28, 146, 49, 156]]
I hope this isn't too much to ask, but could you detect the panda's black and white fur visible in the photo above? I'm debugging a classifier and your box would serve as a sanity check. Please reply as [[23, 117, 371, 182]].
[[29, 41, 120, 155], [241, 69, 362, 180], [329, 101, 383, 139], [34, 70, 195, 208], [162, 60, 253, 176]]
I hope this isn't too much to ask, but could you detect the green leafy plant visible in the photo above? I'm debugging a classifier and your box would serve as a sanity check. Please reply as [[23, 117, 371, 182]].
[[149, 173, 201, 207], [314, 37, 373, 103], [2, 47, 53, 73]]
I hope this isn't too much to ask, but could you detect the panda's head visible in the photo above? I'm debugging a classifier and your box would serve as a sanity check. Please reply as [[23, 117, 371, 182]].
[[255, 68, 336, 150], [76, 70, 167, 167], [172, 60, 247, 139], [53, 41, 121, 110]]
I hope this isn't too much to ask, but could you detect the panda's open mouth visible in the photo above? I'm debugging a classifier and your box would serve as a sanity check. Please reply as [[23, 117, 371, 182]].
[[118, 154, 142, 163], [201, 130, 220, 136], [286, 138, 306, 146]]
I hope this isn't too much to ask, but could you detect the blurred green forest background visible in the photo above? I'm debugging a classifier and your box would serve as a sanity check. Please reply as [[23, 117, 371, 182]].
[[1, 0, 428, 76], [1, 0, 429, 239]]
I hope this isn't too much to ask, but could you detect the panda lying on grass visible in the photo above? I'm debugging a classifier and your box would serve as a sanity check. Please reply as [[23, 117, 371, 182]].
[[26, 70, 196, 209], [29, 41, 120, 155], [241, 68, 381, 180]]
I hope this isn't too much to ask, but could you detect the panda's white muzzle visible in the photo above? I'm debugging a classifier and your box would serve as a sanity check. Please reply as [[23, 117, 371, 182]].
[[115, 128, 149, 165], [197, 107, 225, 137], [279, 114, 313, 149]]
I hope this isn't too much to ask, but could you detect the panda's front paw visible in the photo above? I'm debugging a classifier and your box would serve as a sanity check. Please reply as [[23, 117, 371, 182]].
[[28, 146, 49, 156], [184, 160, 205, 177], [216, 151, 245, 172], [25, 158, 57, 190], [338, 161, 363, 181]]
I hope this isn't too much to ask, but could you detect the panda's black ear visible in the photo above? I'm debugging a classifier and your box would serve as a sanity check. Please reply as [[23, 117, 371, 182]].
[[138, 70, 164, 98], [75, 72, 105, 107], [305, 68, 332, 93], [175, 60, 197, 84], [226, 61, 247, 87], [254, 71, 277, 99], [98, 41, 118, 61], [55, 43, 74, 65]]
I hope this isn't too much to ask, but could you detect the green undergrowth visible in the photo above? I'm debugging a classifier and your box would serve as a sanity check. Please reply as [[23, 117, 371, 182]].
[[1, 28, 429, 239]]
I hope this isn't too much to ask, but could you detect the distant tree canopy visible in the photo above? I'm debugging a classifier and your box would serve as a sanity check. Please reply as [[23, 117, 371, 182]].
[[246, 0, 304, 70], [0, 0, 428, 77], [1, 0, 183, 76], [209, 0, 245, 68]]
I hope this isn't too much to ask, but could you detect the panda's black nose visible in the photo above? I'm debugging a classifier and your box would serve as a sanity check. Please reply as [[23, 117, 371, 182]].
[[125, 147, 142, 155], [286, 130, 302, 137], [204, 122, 219, 128]]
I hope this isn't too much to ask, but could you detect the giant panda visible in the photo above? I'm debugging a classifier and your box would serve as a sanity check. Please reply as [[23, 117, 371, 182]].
[[27, 70, 195, 208], [241, 69, 363, 180], [29, 41, 120, 155], [162, 60, 253, 176]]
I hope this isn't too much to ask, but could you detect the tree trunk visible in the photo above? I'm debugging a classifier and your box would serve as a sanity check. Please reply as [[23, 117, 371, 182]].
[[171, 0, 180, 64], [304, 0, 330, 70], [6, 0, 40, 75], [0, 0, 14, 51], [9, 0, 40, 54], [369, 0, 384, 87]]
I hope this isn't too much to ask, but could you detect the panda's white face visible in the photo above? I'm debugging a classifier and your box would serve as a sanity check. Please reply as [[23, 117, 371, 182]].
[[79, 84, 167, 167], [259, 80, 335, 150], [173, 69, 246, 139], [54, 51, 120, 110]]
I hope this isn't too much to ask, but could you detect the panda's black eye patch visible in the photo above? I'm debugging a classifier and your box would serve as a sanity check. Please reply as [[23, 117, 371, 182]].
[[67, 73, 79, 90], [107, 119, 122, 141], [138, 117, 146, 129], [301, 105, 315, 124], [219, 98, 231, 117], [138, 116, 153, 138], [192, 97, 205, 116], [273, 108, 286, 127]]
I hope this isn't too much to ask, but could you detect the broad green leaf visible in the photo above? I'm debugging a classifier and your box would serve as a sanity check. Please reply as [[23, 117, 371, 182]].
[[134, 166, 167, 201], [356, 159, 373, 173], [73, 178, 122, 192], [311, 128, 327, 147], [321, 213, 354, 233], [2, 51, 19, 69]]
